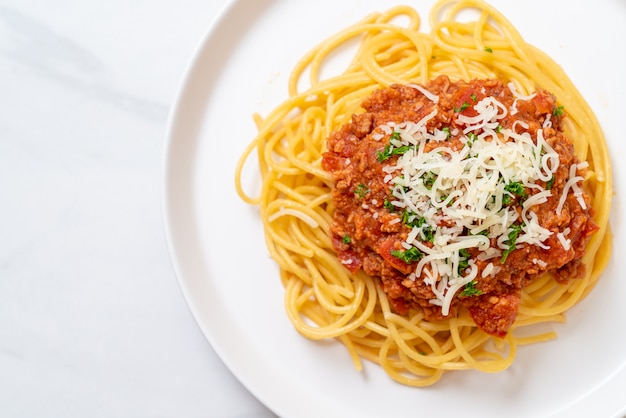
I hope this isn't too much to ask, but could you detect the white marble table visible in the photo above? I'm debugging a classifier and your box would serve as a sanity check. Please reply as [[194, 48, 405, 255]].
[[3, 0, 626, 417], [0, 0, 274, 416]]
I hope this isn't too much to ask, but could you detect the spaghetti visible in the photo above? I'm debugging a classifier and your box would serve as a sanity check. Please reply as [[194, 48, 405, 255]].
[[235, 0, 612, 386]]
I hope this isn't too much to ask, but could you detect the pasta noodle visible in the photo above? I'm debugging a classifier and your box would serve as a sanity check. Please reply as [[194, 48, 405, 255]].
[[235, 0, 612, 386]]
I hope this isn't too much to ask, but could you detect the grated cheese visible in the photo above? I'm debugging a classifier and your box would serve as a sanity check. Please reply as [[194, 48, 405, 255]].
[[557, 227, 572, 251], [408, 83, 439, 103], [557, 232, 571, 251], [379, 92, 562, 315], [556, 163, 586, 214], [508, 82, 536, 116]]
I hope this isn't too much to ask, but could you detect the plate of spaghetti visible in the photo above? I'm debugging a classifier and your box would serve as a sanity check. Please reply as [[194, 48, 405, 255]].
[[164, 0, 626, 416]]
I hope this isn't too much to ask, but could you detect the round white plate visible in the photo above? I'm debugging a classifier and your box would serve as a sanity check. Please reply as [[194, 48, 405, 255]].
[[163, 1, 626, 417]]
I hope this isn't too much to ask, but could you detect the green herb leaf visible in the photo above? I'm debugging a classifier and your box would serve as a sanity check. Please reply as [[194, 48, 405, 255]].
[[423, 171, 437, 190], [442, 194, 455, 207], [503, 181, 527, 204], [458, 248, 471, 275], [383, 198, 396, 212], [391, 247, 424, 263], [504, 181, 526, 197], [466, 132, 477, 146], [421, 225, 435, 243], [546, 175, 555, 190], [401, 209, 419, 227], [376, 147, 393, 162], [354, 183, 370, 199], [552, 105, 564, 117], [376, 132, 413, 162], [459, 280, 483, 297], [485, 47, 493, 53], [341, 235, 351, 244], [501, 223, 523, 263], [400, 211, 435, 242], [454, 102, 470, 113], [470, 93, 477, 101], [393, 145, 413, 155]]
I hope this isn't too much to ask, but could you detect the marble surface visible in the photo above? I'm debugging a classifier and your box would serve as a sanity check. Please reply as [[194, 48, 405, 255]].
[[3, 1, 626, 417], [0, 0, 275, 416]]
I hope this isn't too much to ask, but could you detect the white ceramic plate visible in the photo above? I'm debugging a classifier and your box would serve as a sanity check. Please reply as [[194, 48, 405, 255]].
[[164, 1, 626, 417]]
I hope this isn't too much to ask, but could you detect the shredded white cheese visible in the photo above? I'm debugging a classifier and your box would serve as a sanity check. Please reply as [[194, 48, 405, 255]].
[[557, 232, 571, 251], [556, 163, 586, 214], [507, 82, 536, 116], [408, 83, 440, 103], [557, 227, 572, 251], [379, 92, 562, 315]]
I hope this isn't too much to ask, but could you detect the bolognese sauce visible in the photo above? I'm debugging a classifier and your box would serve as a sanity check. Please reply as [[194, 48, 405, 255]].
[[322, 75, 598, 338]]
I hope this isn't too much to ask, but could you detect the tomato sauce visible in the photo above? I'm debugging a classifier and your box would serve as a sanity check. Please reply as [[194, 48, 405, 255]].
[[322, 76, 597, 337]]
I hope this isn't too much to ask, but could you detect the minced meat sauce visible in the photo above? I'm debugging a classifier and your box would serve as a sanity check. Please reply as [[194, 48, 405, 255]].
[[321, 75, 598, 338]]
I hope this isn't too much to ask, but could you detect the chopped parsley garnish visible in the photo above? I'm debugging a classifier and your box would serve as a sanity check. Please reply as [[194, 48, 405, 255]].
[[383, 198, 396, 212], [341, 235, 351, 244], [401, 209, 420, 227], [495, 125, 503, 133], [466, 132, 477, 146], [423, 171, 437, 190], [501, 223, 523, 263], [454, 102, 470, 113], [421, 225, 435, 243], [546, 175, 555, 190], [459, 280, 483, 297], [470, 93, 477, 101], [485, 47, 493, 53], [458, 248, 471, 274], [376, 132, 414, 162], [376, 147, 393, 162], [393, 145, 413, 155], [552, 105, 564, 117], [391, 247, 424, 263], [442, 194, 455, 207], [400, 211, 435, 242], [503, 181, 527, 202], [354, 183, 370, 199]]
